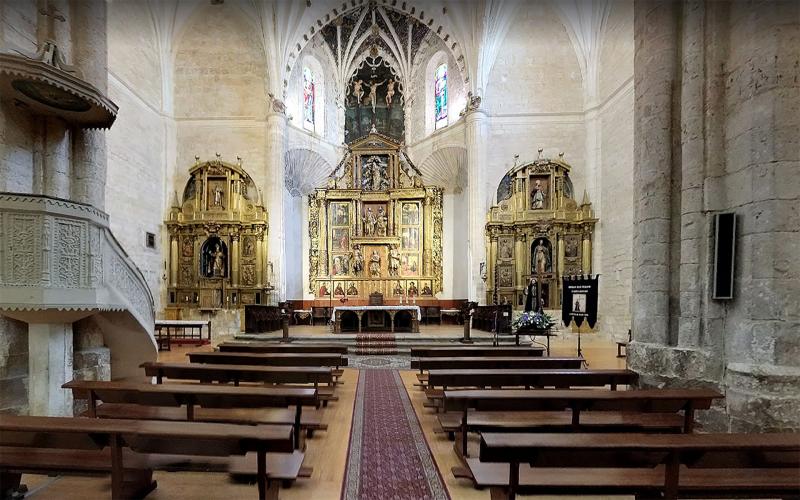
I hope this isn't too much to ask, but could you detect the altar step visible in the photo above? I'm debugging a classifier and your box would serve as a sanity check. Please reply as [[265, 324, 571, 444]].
[[355, 334, 397, 355]]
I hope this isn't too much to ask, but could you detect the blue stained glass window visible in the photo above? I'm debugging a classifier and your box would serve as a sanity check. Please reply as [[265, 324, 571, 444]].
[[434, 63, 448, 130], [303, 67, 315, 130]]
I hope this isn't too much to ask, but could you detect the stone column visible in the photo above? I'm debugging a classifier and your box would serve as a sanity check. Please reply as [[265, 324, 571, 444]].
[[28, 323, 73, 416], [169, 235, 178, 287], [265, 107, 287, 300], [71, 0, 107, 209], [631, 0, 678, 345], [465, 108, 489, 303], [43, 118, 71, 199], [231, 234, 240, 287]]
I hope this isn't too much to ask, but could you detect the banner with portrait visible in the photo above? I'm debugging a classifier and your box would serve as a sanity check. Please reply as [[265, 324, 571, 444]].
[[561, 275, 599, 328]]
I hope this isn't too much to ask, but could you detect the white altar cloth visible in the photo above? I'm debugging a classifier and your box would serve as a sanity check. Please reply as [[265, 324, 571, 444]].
[[332, 305, 422, 321]]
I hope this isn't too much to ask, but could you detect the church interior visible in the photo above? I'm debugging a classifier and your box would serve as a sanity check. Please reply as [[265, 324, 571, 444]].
[[0, 0, 798, 498]]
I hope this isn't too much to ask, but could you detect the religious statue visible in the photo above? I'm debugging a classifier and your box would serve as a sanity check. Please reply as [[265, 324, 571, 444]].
[[210, 244, 225, 277], [376, 207, 388, 236], [213, 185, 224, 207], [352, 79, 364, 105], [385, 79, 396, 108], [534, 239, 550, 274], [531, 179, 546, 209], [351, 245, 364, 276], [388, 244, 401, 276], [369, 249, 381, 277], [523, 277, 537, 312], [363, 207, 377, 236], [364, 79, 385, 113]]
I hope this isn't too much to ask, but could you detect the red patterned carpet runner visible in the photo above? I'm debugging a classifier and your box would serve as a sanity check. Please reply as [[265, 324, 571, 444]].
[[354, 333, 397, 355], [342, 370, 449, 500]]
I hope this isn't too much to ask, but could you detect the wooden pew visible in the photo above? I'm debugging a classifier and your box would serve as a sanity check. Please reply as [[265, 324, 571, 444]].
[[412, 356, 582, 372], [410, 346, 544, 358], [63, 380, 320, 449], [424, 369, 638, 411], [0, 414, 294, 500], [187, 351, 347, 370], [442, 388, 723, 457], [473, 432, 800, 499], [219, 342, 348, 354]]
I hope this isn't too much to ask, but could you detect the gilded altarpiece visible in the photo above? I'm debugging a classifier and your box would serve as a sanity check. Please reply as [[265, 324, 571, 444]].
[[309, 133, 443, 300], [486, 157, 597, 309], [166, 157, 271, 310]]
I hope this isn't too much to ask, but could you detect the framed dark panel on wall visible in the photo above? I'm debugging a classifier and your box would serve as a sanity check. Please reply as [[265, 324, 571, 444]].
[[712, 212, 737, 300]]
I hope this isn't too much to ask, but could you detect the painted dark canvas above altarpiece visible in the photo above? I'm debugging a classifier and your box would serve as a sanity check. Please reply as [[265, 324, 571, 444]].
[[345, 57, 404, 143]]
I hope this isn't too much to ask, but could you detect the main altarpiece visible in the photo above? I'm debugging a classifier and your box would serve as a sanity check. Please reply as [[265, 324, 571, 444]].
[[485, 155, 597, 309], [308, 132, 443, 303]]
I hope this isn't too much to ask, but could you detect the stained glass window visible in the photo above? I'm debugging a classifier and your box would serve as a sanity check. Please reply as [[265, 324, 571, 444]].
[[303, 67, 315, 131], [434, 63, 448, 130]]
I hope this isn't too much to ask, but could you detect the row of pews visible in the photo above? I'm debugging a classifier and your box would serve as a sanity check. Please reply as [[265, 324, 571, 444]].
[[412, 345, 800, 500], [0, 342, 349, 500]]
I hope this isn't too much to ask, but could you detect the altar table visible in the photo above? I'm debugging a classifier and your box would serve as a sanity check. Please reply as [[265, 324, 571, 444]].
[[332, 305, 421, 333]]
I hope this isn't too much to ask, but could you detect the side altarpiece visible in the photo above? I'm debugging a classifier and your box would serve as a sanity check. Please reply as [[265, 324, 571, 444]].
[[485, 156, 597, 309], [308, 132, 443, 300], [165, 157, 271, 310]]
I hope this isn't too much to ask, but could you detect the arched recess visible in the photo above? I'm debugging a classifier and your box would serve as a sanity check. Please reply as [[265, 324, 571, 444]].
[[289, 54, 326, 136], [418, 147, 467, 194], [284, 148, 332, 197]]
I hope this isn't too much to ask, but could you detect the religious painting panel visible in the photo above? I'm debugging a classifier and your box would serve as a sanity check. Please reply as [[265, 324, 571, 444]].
[[360, 155, 390, 191], [180, 264, 193, 285], [407, 280, 420, 297], [331, 202, 350, 226], [498, 264, 514, 288], [401, 253, 420, 276], [207, 179, 227, 210], [392, 280, 405, 296], [498, 236, 513, 260], [401, 227, 419, 250], [362, 203, 388, 237], [346, 281, 359, 296], [333, 281, 346, 297], [331, 228, 350, 252], [401, 202, 420, 226], [331, 254, 350, 276], [241, 264, 256, 286], [242, 236, 256, 258], [529, 175, 550, 210], [420, 280, 433, 296], [181, 237, 194, 258], [499, 294, 514, 306], [565, 234, 580, 258], [531, 238, 553, 274], [318, 280, 332, 297]]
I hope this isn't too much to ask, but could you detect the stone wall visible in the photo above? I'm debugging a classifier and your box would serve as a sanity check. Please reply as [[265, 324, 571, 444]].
[[0, 317, 28, 414], [71, 317, 110, 415], [629, 0, 800, 432]]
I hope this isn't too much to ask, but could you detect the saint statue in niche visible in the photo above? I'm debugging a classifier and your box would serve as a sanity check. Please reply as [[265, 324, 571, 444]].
[[212, 185, 224, 208], [533, 239, 551, 274], [376, 206, 388, 236], [531, 179, 546, 209], [363, 207, 377, 236], [243, 237, 255, 257], [362, 156, 388, 191], [351, 245, 364, 276], [209, 244, 225, 277], [388, 244, 401, 276], [369, 249, 381, 277]]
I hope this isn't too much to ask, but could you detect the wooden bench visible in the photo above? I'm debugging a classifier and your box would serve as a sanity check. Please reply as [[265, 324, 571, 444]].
[[63, 380, 321, 449], [0, 414, 295, 500], [413, 356, 581, 387], [471, 432, 800, 499], [442, 388, 722, 457], [219, 342, 348, 354], [424, 369, 638, 411], [410, 346, 545, 358], [187, 352, 347, 370], [140, 362, 338, 406]]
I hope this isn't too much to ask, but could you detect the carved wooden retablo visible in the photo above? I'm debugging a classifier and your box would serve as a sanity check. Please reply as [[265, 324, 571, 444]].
[[165, 157, 271, 310], [485, 155, 597, 309], [308, 132, 443, 300]]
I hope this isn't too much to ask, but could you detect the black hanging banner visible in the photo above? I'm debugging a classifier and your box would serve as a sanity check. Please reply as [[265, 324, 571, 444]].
[[562, 275, 600, 328]]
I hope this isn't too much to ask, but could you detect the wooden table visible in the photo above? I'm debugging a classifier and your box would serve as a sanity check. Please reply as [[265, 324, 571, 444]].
[[219, 342, 348, 354], [154, 320, 211, 349], [331, 305, 421, 333], [0, 414, 293, 500], [479, 432, 800, 499], [188, 351, 347, 369], [427, 369, 638, 391]]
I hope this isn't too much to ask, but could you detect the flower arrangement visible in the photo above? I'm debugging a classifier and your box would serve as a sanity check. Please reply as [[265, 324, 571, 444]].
[[512, 310, 556, 332]]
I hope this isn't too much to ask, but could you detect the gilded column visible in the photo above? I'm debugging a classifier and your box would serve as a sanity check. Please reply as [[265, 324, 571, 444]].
[[169, 235, 178, 287], [581, 228, 592, 275], [423, 194, 433, 276], [514, 229, 525, 289], [487, 233, 498, 301], [255, 233, 264, 287], [319, 197, 329, 275], [231, 234, 240, 287], [557, 233, 565, 277]]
